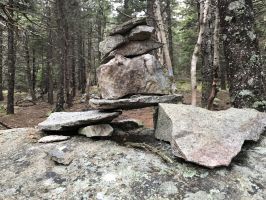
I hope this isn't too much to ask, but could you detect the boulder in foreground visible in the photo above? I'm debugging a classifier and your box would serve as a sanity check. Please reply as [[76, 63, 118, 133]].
[[0, 128, 265, 199], [89, 94, 183, 110], [38, 110, 120, 131], [155, 104, 266, 168], [99, 34, 126, 55], [97, 54, 170, 100]]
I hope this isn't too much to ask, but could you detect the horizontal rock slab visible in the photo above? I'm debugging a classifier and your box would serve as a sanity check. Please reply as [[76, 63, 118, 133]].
[[128, 25, 154, 41], [109, 17, 147, 36], [38, 111, 121, 131], [155, 104, 266, 168], [101, 40, 162, 64], [98, 54, 170, 100], [38, 135, 70, 143], [78, 124, 114, 137], [89, 95, 183, 110], [99, 34, 127, 55]]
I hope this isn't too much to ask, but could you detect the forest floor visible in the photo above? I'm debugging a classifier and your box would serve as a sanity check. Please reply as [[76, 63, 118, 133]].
[[0, 81, 231, 130]]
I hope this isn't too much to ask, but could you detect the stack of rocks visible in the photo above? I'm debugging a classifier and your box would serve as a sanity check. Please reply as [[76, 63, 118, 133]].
[[90, 17, 183, 112], [38, 18, 183, 138]]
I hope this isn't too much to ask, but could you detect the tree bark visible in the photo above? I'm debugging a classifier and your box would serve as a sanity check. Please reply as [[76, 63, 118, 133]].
[[0, 27, 4, 101], [25, 33, 36, 102], [201, 0, 215, 108], [166, 0, 174, 68], [191, 0, 210, 106], [154, 0, 173, 78], [6, 0, 16, 114], [219, 0, 265, 109]]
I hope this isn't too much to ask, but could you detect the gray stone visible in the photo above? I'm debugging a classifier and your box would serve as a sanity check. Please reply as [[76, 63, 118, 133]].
[[101, 40, 162, 64], [99, 34, 126, 55], [38, 110, 121, 131], [49, 146, 74, 165], [155, 104, 266, 168], [90, 94, 183, 110], [109, 17, 147, 36], [98, 54, 170, 100], [111, 119, 144, 131], [128, 25, 154, 41], [38, 135, 70, 143], [78, 124, 113, 137], [1, 128, 266, 199]]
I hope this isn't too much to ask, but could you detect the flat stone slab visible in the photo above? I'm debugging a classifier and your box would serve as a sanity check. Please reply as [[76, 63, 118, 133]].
[[109, 17, 147, 36], [89, 95, 183, 110], [128, 25, 154, 41], [99, 34, 127, 55], [155, 104, 266, 168], [38, 111, 121, 131], [101, 40, 162, 64], [38, 135, 71, 143], [78, 124, 114, 137]]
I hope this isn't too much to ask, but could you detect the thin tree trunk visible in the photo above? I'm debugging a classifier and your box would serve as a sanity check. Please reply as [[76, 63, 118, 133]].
[[191, 0, 210, 106], [0, 27, 4, 101], [71, 36, 76, 98], [32, 47, 37, 95], [201, 0, 215, 108], [46, 3, 54, 105], [207, 6, 220, 110], [154, 0, 173, 78], [6, 0, 16, 114], [166, 0, 174, 68], [25, 33, 36, 102]]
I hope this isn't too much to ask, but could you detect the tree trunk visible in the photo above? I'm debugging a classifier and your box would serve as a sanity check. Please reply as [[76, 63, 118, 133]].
[[219, 0, 265, 109], [6, 0, 16, 114], [25, 33, 36, 102], [207, 5, 220, 110], [0, 27, 4, 101], [191, 0, 210, 106], [70, 36, 76, 98], [32, 47, 37, 94], [154, 0, 173, 78], [46, 3, 54, 105], [166, 0, 174, 68], [201, 0, 215, 108]]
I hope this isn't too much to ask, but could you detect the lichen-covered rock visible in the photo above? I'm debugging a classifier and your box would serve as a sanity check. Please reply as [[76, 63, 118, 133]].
[[155, 104, 266, 168], [99, 34, 126, 55], [0, 128, 265, 199], [101, 40, 162, 64], [78, 124, 113, 137], [38, 110, 121, 131], [90, 94, 183, 110], [128, 25, 154, 41], [97, 54, 170, 100]]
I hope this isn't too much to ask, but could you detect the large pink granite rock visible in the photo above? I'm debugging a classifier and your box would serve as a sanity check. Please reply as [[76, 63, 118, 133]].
[[155, 104, 266, 168]]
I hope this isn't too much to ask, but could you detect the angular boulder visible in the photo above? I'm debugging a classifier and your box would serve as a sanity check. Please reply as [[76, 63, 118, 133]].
[[89, 95, 183, 110], [155, 104, 266, 168], [128, 25, 154, 41], [109, 17, 147, 36], [101, 40, 162, 64], [99, 34, 126, 55], [38, 111, 121, 131], [97, 54, 170, 100], [78, 124, 113, 137]]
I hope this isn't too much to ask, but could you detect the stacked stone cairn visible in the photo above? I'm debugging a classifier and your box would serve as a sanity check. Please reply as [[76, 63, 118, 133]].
[[38, 17, 183, 138]]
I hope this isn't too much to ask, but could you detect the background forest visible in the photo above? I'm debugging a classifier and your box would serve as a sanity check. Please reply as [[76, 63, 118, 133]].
[[0, 0, 265, 126]]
